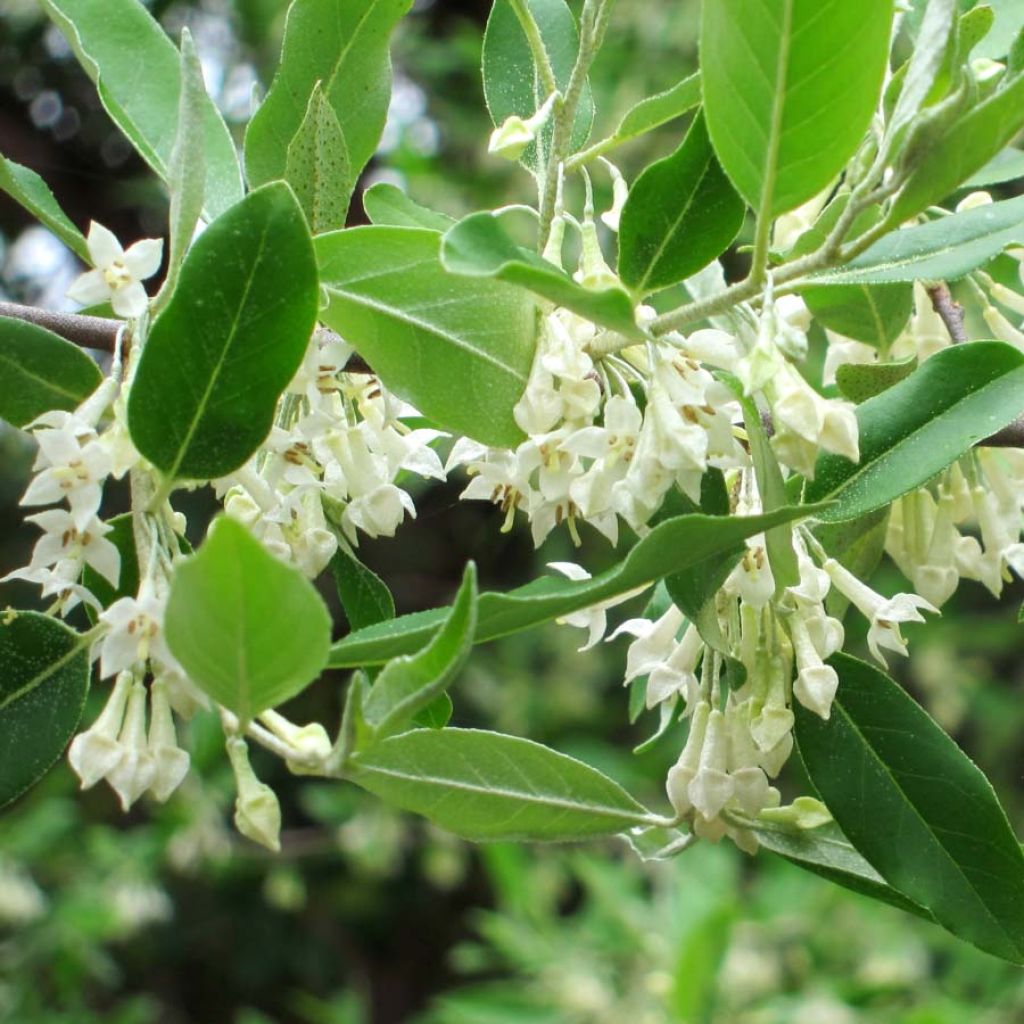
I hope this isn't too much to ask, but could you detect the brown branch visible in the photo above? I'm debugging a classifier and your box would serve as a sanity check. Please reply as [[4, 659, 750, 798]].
[[0, 300, 371, 373], [982, 418, 1024, 447], [926, 284, 967, 343]]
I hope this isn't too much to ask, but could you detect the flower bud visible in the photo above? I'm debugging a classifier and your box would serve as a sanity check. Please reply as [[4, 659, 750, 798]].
[[227, 736, 282, 852]]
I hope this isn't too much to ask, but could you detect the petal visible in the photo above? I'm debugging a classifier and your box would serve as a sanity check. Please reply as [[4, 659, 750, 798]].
[[110, 281, 149, 319], [123, 237, 164, 281], [86, 221, 124, 268], [67, 269, 112, 307]]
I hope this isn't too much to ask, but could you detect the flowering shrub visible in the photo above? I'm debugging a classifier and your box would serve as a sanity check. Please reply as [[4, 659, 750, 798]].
[[2, 0, 1024, 966]]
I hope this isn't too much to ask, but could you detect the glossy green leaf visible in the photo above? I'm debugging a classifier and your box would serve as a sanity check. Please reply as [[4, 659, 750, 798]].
[[750, 819, 935, 920], [0, 155, 88, 261], [609, 73, 700, 147], [317, 226, 536, 448], [164, 517, 332, 722], [796, 653, 1024, 962], [0, 611, 89, 807], [160, 28, 206, 306], [128, 183, 318, 482], [362, 564, 477, 738], [441, 212, 641, 337], [889, 73, 1024, 224], [244, 0, 412, 190], [700, 0, 892, 216], [350, 728, 656, 841], [806, 342, 1024, 522], [801, 283, 913, 346], [0, 317, 102, 428], [482, 0, 593, 172], [330, 547, 395, 632], [813, 194, 1024, 285], [284, 82, 352, 233], [963, 146, 1024, 188], [40, 0, 242, 218], [618, 111, 745, 296], [362, 182, 455, 231], [835, 359, 917, 403], [329, 506, 817, 667]]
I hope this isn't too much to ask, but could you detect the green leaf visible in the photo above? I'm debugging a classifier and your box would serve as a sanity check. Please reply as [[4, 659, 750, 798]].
[[0, 611, 89, 807], [349, 728, 656, 840], [668, 907, 734, 1023], [0, 317, 102, 428], [80, 513, 139, 614], [160, 28, 206, 306], [441, 212, 641, 338], [834, 359, 917, 403], [482, 0, 594, 172], [750, 818, 935, 920], [812, 194, 1024, 285], [316, 226, 537, 448], [700, 0, 892, 216], [329, 506, 818, 667], [609, 73, 700, 147], [0, 155, 88, 261], [796, 653, 1024, 962], [363, 182, 455, 231], [361, 564, 477, 738], [164, 517, 332, 722], [244, 0, 412, 191], [128, 183, 318, 483], [284, 82, 352, 234], [962, 146, 1024, 188], [975, 0, 1024, 60], [801, 282, 913, 346], [330, 547, 395, 632], [889, 73, 1024, 224], [40, 0, 242, 218], [618, 111, 745, 296], [805, 342, 1024, 521]]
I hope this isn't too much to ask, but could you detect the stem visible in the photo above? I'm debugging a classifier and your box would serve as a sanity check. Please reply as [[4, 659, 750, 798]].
[[508, 0, 558, 97]]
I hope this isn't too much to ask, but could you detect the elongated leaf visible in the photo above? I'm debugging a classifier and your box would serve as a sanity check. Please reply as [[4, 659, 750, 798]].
[[244, 0, 412, 190], [750, 819, 935, 920], [330, 547, 395, 632], [618, 111, 745, 296], [350, 728, 655, 840], [362, 564, 477, 737], [363, 182, 454, 231], [834, 359, 916, 403], [701, 0, 892, 216], [483, 0, 593, 172], [164, 517, 332, 722], [330, 506, 817, 667], [611, 73, 700, 146], [801, 282, 913, 346], [0, 317, 102, 428], [975, 0, 1024, 59], [284, 82, 352, 233], [441, 212, 641, 337], [160, 28, 206, 305], [806, 342, 1024, 521], [317, 226, 536, 448], [796, 653, 1024, 962], [963, 146, 1024, 188], [40, 0, 242, 218], [813, 194, 1024, 285], [0, 611, 89, 807], [128, 183, 318, 482], [0, 155, 88, 261], [890, 73, 1024, 224]]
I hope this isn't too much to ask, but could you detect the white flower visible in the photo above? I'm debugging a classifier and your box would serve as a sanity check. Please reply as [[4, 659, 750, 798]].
[[67, 221, 162, 318], [666, 700, 709, 817], [488, 93, 556, 161], [726, 545, 776, 608], [546, 562, 639, 650], [97, 579, 173, 678], [609, 604, 686, 683], [259, 709, 332, 775], [789, 612, 839, 720], [646, 622, 704, 710], [688, 708, 734, 821], [19, 508, 120, 588], [823, 558, 937, 665], [227, 736, 282, 852], [106, 679, 157, 811], [599, 158, 629, 233], [68, 670, 132, 789], [146, 678, 190, 802]]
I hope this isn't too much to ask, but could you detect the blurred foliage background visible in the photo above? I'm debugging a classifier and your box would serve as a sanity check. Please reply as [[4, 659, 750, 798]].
[[0, 1, 1023, 1021]]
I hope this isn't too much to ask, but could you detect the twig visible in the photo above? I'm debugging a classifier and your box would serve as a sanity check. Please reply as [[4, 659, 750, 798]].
[[926, 283, 968, 343], [0, 301, 371, 373], [981, 418, 1024, 448]]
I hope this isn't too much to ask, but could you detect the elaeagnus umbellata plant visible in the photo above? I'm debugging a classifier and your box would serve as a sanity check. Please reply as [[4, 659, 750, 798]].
[[2, 0, 1024, 965]]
